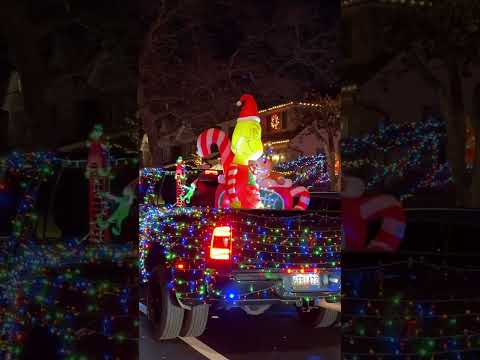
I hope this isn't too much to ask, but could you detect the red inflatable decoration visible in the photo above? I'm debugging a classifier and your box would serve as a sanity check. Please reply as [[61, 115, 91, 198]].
[[341, 176, 406, 252], [86, 124, 111, 242], [197, 128, 261, 208], [175, 156, 186, 207], [255, 157, 310, 210], [197, 94, 264, 209]]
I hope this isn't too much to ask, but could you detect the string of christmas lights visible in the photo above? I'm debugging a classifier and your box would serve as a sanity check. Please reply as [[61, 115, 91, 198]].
[[342, 259, 480, 359], [139, 205, 342, 303], [0, 152, 138, 171], [3, 152, 61, 246], [1, 150, 139, 359], [341, 117, 456, 200], [0, 241, 138, 359], [342, 259, 480, 273], [275, 154, 330, 188], [1, 151, 138, 245]]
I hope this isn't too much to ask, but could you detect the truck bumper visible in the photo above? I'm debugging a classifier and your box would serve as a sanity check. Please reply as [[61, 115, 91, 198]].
[[180, 269, 341, 308]]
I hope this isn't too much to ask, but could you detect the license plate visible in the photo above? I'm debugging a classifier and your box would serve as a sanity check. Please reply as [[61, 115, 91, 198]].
[[291, 273, 321, 290]]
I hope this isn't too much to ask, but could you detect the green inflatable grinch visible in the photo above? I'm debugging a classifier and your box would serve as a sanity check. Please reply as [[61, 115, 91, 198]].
[[97, 185, 135, 236]]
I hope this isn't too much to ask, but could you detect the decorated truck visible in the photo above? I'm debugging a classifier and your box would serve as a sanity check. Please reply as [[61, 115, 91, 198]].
[[139, 93, 341, 339], [139, 175, 342, 339]]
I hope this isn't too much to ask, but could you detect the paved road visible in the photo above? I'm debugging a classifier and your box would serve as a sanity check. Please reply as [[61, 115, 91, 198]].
[[140, 304, 340, 360]]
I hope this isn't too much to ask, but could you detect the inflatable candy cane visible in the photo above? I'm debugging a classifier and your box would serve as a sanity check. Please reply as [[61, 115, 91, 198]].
[[197, 94, 264, 209], [197, 128, 235, 171], [341, 176, 406, 252], [197, 128, 261, 209], [291, 186, 310, 210], [254, 156, 310, 210], [197, 128, 236, 206]]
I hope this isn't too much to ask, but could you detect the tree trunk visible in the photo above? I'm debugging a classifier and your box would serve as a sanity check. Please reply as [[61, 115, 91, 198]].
[[138, 22, 163, 167], [471, 84, 480, 208], [443, 61, 467, 206], [334, 148, 342, 192], [16, 45, 53, 149], [326, 149, 337, 192], [0, 4, 53, 149], [138, 85, 162, 167], [327, 131, 341, 192], [313, 119, 341, 192]]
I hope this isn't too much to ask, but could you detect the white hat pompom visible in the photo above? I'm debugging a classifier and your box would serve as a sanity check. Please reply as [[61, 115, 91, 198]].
[[341, 176, 366, 198], [236, 100, 242, 107]]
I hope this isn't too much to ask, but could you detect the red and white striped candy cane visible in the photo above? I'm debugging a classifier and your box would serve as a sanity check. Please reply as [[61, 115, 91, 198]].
[[197, 128, 243, 205], [225, 163, 240, 204], [290, 186, 310, 210], [360, 194, 406, 251], [197, 128, 235, 170], [341, 176, 406, 252]]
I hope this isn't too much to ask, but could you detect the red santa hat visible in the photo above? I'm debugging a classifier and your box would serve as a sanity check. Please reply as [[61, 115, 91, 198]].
[[236, 94, 260, 123]]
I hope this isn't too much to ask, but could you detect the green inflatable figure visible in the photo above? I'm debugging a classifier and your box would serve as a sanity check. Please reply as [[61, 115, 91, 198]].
[[98, 186, 135, 236], [180, 180, 197, 204]]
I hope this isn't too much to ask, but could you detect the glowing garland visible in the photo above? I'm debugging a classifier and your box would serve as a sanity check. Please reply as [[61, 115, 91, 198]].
[[0, 150, 139, 359], [0, 152, 138, 171], [4, 152, 61, 246], [140, 158, 329, 194], [139, 205, 342, 303], [0, 241, 138, 359], [341, 118, 445, 154], [275, 154, 330, 188], [1, 151, 138, 245], [341, 118, 455, 200], [342, 260, 480, 359], [342, 0, 433, 8], [139, 168, 202, 205]]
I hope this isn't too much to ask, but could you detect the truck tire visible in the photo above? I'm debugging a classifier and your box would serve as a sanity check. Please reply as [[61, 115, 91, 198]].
[[147, 269, 185, 340], [180, 304, 209, 337], [240, 304, 271, 316], [297, 307, 339, 328]]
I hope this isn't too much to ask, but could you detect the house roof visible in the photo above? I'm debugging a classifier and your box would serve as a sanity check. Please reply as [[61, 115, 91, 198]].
[[342, 0, 433, 9], [342, 53, 396, 87], [57, 130, 137, 158], [259, 101, 331, 117], [264, 129, 303, 144]]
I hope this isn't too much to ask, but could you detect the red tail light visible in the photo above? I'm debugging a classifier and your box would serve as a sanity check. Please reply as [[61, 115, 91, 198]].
[[210, 226, 232, 260]]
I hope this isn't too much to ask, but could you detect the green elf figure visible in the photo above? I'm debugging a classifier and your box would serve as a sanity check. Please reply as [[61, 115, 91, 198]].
[[98, 185, 135, 236], [180, 179, 197, 204]]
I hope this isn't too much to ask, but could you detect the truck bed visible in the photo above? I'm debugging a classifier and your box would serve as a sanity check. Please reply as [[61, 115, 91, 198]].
[[140, 195, 342, 304]]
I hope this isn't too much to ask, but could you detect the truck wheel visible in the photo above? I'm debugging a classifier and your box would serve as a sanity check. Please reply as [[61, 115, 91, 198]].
[[147, 270, 185, 340], [240, 304, 271, 316], [180, 304, 209, 337], [297, 307, 339, 328]]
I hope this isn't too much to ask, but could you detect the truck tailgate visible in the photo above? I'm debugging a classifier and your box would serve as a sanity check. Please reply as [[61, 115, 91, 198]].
[[228, 209, 342, 270]]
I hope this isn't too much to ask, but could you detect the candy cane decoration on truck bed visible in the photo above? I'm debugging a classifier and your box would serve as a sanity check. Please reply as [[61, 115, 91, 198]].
[[197, 128, 235, 171], [197, 128, 237, 205], [290, 186, 310, 210], [341, 176, 406, 252], [197, 94, 264, 209]]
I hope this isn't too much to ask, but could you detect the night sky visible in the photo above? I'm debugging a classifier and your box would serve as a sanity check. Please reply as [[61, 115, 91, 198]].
[[140, 0, 341, 132]]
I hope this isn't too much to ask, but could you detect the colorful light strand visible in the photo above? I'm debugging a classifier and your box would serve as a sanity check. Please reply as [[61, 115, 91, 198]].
[[341, 117, 456, 201], [0, 240, 138, 359], [275, 154, 330, 189], [342, 259, 480, 359], [139, 205, 342, 303], [0, 150, 139, 360]]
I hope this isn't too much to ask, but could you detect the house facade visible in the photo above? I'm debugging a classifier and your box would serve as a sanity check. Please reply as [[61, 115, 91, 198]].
[[341, 0, 477, 166], [341, 0, 441, 136], [152, 102, 333, 167], [1, 69, 136, 155]]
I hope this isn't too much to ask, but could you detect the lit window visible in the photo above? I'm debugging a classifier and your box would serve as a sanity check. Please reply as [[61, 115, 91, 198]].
[[270, 114, 281, 130]]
